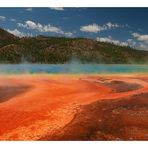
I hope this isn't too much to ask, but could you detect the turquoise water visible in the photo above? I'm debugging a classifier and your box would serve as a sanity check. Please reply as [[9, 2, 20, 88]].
[[0, 64, 148, 74]]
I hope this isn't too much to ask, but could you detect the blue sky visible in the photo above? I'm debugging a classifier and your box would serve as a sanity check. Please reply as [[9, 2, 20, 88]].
[[0, 8, 148, 50]]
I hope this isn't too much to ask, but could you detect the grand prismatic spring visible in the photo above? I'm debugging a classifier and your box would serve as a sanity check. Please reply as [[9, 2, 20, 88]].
[[1, 7, 148, 141], [0, 64, 148, 140]]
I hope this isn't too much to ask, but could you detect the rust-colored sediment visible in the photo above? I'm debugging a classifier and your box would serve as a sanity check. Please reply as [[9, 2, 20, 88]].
[[0, 74, 148, 140]]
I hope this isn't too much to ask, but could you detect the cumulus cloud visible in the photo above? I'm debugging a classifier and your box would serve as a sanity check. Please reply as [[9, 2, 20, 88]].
[[49, 7, 64, 11], [96, 32, 148, 51], [97, 35, 148, 50], [96, 36, 128, 47], [63, 32, 73, 37], [132, 42, 148, 51], [80, 22, 122, 33], [132, 32, 148, 43], [131, 32, 148, 50], [80, 24, 104, 33], [18, 21, 61, 33], [7, 29, 32, 37], [17, 20, 73, 37], [0, 16, 6, 21]]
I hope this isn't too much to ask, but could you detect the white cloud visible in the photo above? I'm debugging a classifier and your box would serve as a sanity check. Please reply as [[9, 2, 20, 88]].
[[18, 20, 61, 33], [63, 32, 73, 37], [132, 32, 148, 50], [7, 29, 32, 37], [49, 7, 64, 11], [127, 39, 133, 43], [25, 8, 33, 11], [134, 42, 148, 51], [96, 36, 128, 47], [0, 16, 6, 21], [106, 22, 119, 29], [97, 36, 148, 50], [18, 20, 73, 37], [80, 24, 104, 33], [80, 22, 122, 33], [132, 32, 148, 43], [132, 32, 140, 38]]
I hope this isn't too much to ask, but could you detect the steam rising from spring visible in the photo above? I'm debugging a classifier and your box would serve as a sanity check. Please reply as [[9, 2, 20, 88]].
[[0, 57, 148, 74]]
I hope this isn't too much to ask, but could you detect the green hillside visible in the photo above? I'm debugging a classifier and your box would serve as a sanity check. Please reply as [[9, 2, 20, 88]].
[[0, 28, 148, 64]]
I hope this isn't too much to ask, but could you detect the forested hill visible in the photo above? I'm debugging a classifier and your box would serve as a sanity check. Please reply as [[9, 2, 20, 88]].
[[0, 28, 148, 64]]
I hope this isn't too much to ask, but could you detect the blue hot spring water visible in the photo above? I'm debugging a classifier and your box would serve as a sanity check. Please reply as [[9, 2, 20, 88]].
[[0, 64, 148, 74]]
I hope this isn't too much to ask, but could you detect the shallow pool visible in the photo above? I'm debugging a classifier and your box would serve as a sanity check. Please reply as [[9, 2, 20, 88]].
[[0, 64, 148, 74]]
